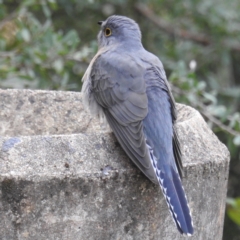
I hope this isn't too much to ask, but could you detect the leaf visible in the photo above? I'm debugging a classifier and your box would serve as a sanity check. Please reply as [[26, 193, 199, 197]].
[[197, 81, 206, 91], [202, 92, 217, 104], [229, 112, 240, 128], [233, 136, 240, 146], [62, 30, 80, 47], [227, 198, 240, 226], [42, 3, 51, 18], [208, 105, 227, 118], [21, 28, 31, 42], [53, 59, 64, 73]]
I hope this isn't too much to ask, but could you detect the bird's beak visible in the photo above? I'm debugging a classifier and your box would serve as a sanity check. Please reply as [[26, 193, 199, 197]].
[[98, 21, 103, 26]]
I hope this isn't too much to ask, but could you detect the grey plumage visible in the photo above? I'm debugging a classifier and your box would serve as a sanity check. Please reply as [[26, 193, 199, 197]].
[[82, 15, 193, 235]]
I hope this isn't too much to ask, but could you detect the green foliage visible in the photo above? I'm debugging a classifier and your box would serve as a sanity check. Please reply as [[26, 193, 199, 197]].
[[0, 1, 240, 238], [227, 198, 240, 226], [0, 0, 84, 90]]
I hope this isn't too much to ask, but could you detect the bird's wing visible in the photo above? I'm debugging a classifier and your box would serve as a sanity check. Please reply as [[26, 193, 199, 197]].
[[143, 61, 183, 177], [162, 67, 183, 178], [160, 70, 184, 178], [89, 51, 158, 183]]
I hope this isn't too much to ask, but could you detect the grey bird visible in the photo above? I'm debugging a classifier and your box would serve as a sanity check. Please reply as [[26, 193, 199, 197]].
[[82, 15, 193, 236]]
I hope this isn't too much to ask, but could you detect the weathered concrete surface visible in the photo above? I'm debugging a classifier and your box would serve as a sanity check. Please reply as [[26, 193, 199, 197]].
[[0, 89, 101, 137], [0, 89, 230, 240]]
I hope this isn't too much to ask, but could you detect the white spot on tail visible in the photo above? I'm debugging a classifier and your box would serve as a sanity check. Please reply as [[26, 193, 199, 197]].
[[146, 142, 183, 231]]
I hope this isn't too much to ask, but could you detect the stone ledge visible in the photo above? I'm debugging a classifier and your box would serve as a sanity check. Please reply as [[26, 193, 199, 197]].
[[0, 89, 230, 240]]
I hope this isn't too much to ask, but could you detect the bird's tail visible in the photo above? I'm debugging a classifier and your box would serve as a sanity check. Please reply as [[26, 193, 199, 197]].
[[149, 149, 194, 236]]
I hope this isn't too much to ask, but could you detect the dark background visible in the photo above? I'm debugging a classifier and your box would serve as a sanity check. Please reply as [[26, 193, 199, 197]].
[[0, 1, 240, 239]]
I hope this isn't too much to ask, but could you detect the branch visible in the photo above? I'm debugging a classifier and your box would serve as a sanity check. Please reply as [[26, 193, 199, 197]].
[[171, 85, 240, 137], [0, 51, 17, 57], [135, 3, 240, 52], [135, 3, 210, 45], [197, 102, 240, 137]]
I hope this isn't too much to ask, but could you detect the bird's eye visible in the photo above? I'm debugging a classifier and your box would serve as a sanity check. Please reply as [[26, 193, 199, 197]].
[[104, 28, 112, 37]]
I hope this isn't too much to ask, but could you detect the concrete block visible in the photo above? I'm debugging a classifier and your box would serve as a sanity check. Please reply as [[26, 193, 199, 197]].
[[0, 89, 230, 239]]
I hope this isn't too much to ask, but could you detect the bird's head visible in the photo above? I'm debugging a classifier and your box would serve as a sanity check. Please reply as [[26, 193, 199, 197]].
[[97, 15, 142, 49]]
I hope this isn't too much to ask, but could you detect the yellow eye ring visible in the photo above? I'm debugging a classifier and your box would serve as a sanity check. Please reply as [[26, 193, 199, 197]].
[[105, 28, 112, 37]]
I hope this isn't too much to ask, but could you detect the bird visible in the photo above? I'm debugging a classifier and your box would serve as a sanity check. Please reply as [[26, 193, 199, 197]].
[[81, 15, 193, 236]]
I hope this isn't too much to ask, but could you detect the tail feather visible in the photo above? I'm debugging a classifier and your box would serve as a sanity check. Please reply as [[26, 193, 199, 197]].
[[148, 145, 194, 235], [160, 169, 194, 235], [171, 167, 193, 233]]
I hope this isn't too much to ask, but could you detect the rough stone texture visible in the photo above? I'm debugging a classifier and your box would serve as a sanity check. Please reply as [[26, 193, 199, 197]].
[[0, 89, 101, 137], [0, 89, 230, 240]]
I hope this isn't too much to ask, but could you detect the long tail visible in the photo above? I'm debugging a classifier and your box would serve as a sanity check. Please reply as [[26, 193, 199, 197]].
[[149, 147, 194, 236]]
